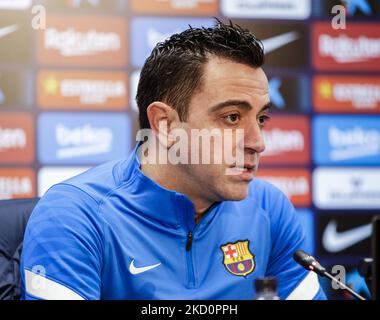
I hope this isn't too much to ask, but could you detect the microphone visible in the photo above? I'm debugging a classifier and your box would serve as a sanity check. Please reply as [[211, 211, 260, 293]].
[[293, 250, 366, 301]]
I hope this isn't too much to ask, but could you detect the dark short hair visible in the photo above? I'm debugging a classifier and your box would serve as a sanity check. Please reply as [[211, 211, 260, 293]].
[[136, 19, 264, 129]]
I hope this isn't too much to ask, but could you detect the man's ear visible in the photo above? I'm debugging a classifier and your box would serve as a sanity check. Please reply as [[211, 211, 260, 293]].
[[146, 101, 180, 148]]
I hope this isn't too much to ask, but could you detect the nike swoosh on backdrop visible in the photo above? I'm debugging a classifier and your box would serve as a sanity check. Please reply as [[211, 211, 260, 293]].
[[129, 259, 161, 275], [322, 220, 372, 253], [262, 31, 299, 54], [0, 24, 19, 39]]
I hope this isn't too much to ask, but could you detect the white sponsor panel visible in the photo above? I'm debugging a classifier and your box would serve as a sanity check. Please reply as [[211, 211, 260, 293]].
[[313, 168, 380, 209], [221, 0, 311, 19], [0, 0, 32, 10], [130, 70, 140, 112], [38, 167, 90, 196], [319, 35, 380, 64]]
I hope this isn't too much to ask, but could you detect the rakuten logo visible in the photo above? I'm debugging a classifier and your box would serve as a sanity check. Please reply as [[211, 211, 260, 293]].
[[328, 126, 380, 161], [0, 113, 34, 164], [313, 23, 380, 71], [319, 34, 380, 63], [263, 129, 304, 156], [38, 16, 127, 67], [44, 28, 120, 57], [0, 127, 26, 151], [55, 124, 113, 159], [260, 116, 309, 165]]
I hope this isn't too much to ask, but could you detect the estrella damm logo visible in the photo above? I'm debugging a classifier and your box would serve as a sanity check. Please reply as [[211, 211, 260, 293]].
[[220, 240, 255, 277]]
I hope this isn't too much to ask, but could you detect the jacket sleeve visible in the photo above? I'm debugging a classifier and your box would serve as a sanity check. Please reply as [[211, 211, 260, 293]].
[[20, 184, 104, 300], [264, 189, 326, 300]]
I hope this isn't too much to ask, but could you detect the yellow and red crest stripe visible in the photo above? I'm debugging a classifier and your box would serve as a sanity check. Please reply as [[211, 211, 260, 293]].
[[220, 240, 255, 277]]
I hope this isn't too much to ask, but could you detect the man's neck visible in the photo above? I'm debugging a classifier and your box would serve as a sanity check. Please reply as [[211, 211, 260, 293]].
[[141, 162, 214, 223]]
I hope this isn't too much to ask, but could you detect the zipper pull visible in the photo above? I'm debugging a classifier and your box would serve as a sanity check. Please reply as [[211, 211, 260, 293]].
[[186, 231, 193, 251]]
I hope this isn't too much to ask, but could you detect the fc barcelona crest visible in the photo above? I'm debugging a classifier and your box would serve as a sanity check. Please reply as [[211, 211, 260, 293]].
[[220, 240, 255, 277]]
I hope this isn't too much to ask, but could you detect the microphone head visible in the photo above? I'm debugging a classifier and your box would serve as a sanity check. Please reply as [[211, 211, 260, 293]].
[[293, 250, 327, 276]]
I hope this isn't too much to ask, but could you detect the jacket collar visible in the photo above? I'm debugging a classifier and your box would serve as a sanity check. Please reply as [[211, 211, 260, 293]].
[[122, 143, 203, 231]]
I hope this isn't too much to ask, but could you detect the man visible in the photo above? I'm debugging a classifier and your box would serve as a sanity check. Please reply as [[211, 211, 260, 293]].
[[21, 21, 326, 300]]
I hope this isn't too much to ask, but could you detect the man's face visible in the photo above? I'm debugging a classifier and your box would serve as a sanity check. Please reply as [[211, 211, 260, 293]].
[[178, 56, 271, 203]]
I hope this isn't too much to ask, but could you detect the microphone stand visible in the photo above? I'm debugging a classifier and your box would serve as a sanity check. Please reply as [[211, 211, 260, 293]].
[[322, 270, 366, 301], [294, 250, 366, 301]]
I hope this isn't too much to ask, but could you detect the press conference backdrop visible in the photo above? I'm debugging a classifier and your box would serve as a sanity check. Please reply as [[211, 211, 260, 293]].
[[0, 0, 379, 300]]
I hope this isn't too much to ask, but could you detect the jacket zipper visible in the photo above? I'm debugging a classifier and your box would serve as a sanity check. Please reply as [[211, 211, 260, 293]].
[[186, 231, 195, 287]]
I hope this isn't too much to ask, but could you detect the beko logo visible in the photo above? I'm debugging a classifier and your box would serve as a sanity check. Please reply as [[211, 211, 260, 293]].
[[44, 28, 120, 57], [263, 129, 304, 156], [313, 168, 380, 209], [0, 127, 26, 151], [319, 34, 380, 63], [55, 124, 113, 159], [328, 126, 380, 161]]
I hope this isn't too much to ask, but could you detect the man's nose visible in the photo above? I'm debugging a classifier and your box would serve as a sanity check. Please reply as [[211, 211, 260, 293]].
[[243, 122, 265, 154]]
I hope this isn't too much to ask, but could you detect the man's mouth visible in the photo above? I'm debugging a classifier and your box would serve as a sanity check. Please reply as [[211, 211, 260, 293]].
[[225, 163, 257, 178]]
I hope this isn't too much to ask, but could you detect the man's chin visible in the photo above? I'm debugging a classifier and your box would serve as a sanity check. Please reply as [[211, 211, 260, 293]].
[[220, 185, 250, 202]]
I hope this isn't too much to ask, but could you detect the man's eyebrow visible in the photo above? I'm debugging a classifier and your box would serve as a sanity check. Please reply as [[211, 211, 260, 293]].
[[208, 100, 273, 114], [261, 102, 273, 113], [208, 100, 253, 114]]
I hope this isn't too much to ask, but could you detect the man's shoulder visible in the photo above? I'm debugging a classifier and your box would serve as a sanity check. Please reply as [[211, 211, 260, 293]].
[[242, 178, 295, 221], [247, 178, 287, 207], [44, 158, 129, 205]]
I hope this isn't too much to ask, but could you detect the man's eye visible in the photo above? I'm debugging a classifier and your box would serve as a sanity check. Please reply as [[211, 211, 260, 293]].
[[224, 114, 240, 124], [258, 115, 271, 126]]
